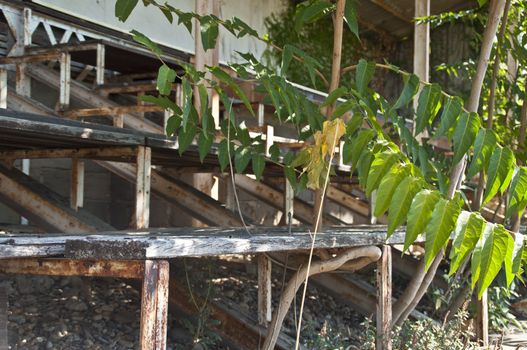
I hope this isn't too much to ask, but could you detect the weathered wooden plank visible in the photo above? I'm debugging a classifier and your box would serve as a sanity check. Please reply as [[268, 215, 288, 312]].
[[0, 258, 144, 279], [257, 254, 272, 325], [0, 146, 138, 161], [0, 51, 61, 64], [59, 52, 71, 110], [376, 245, 392, 350], [63, 105, 164, 118], [140, 260, 169, 350]]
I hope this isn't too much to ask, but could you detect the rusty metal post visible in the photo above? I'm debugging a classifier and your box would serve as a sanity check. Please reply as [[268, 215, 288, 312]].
[[140, 260, 169, 350], [135, 146, 151, 229], [376, 245, 392, 350]]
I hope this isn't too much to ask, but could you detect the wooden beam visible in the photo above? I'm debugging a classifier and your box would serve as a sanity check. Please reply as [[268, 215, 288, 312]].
[[0, 258, 144, 279], [135, 146, 151, 229], [0, 69, 6, 109], [476, 288, 489, 346], [376, 245, 392, 350], [26, 42, 100, 55], [325, 185, 377, 222], [0, 146, 138, 161], [0, 51, 61, 64], [70, 158, 84, 210], [63, 105, 165, 118], [370, 0, 411, 23], [140, 260, 169, 350], [257, 254, 272, 325]]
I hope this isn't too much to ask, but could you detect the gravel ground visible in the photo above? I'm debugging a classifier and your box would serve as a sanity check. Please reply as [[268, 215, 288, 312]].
[[1, 257, 366, 349]]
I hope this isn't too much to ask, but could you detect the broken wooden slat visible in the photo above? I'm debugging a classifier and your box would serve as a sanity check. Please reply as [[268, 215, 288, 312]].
[[376, 245, 392, 350], [257, 254, 272, 325], [0, 51, 61, 64], [140, 260, 169, 350], [0, 258, 144, 279]]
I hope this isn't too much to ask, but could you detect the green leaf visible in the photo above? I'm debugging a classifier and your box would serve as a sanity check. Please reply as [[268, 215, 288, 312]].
[[210, 66, 254, 115], [351, 129, 375, 168], [197, 131, 213, 162], [436, 96, 463, 137], [281, 44, 294, 76], [366, 151, 399, 196], [157, 64, 177, 95], [294, 0, 333, 32], [505, 232, 523, 288], [449, 211, 485, 276], [477, 225, 510, 298], [115, 0, 138, 22], [200, 15, 219, 51], [139, 94, 181, 114], [344, 0, 359, 38], [405, 190, 441, 252], [452, 112, 480, 165], [415, 84, 442, 135], [177, 119, 197, 155], [424, 198, 460, 269], [507, 167, 527, 219], [218, 139, 230, 171], [342, 139, 352, 164], [332, 100, 356, 118], [131, 30, 162, 56], [355, 59, 375, 96], [467, 129, 497, 178], [252, 153, 265, 180], [374, 165, 409, 217], [269, 144, 280, 162], [393, 74, 420, 110], [482, 146, 515, 205], [181, 79, 193, 131], [165, 115, 181, 137], [387, 176, 422, 237], [235, 146, 252, 173], [322, 87, 348, 107], [471, 223, 493, 288], [357, 149, 374, 188]]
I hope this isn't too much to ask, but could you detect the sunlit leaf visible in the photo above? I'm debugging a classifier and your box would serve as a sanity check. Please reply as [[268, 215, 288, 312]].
[[374, 164, 409, 218], [449, 211, 485, 276], [415, 83, 442, 135], [387, 176, 422, 237], [483, 146, 515, 205], [405, 189, 441, 252], [365, 150, 399, 196], [116, 0, 139, 22], [477, 225, 510, 298], [467, 129, 497, 178], [452, 112, 480, 164]]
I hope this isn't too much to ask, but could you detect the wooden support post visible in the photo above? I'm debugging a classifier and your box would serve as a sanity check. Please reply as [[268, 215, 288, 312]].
[[135, 146, 151, 229], [257, 103, 265, 126], [284, 178, 294, 222], [0, 286, 7, 350], [376, 245, 392, 350], [265, 125, 274, 157], [113, 114, 124, 128], [59, 52, 71, 110], [257, 254, 272, 325], [140, 260, 169, 350], [0, 69, 6, 109], [413, 0, 430, 138], [95, 43, 105, 86], [70, 158, 84, 211]]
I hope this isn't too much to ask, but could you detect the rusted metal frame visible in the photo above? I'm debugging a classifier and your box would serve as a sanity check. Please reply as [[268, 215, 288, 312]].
[[59, 51, 71, 110], [95, 43, 105, 86], [376, 245, 392, 350], [135, 146, 152, 229], [63, 105, 164, 118], [0, 146, 138, 161], [140, 260, 169, 350], [70, 158, 84, 211], [0, 258, 145, 279], [257, 254, 272, 325]]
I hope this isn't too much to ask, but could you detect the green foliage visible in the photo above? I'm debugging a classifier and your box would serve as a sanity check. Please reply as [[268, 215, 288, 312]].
[[116, 0, 527, 299], [115, 0, 138, 22]]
